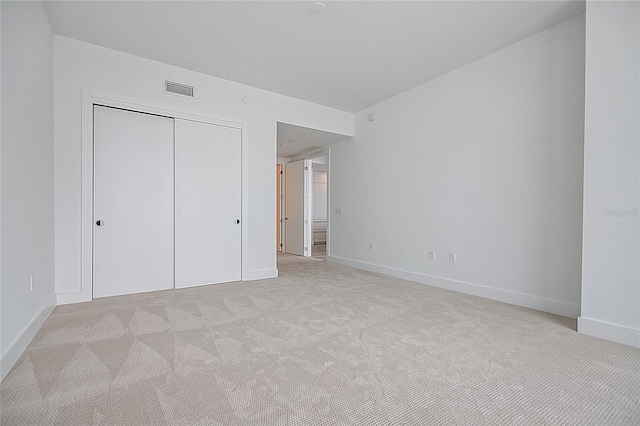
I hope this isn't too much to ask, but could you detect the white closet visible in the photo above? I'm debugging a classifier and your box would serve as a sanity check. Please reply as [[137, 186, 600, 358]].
[[93, 105, 241, 298]]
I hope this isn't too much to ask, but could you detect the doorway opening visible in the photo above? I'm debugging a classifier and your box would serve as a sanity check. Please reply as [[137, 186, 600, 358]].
[[276, 122, 350, 264], [277, 157, 327, 261]]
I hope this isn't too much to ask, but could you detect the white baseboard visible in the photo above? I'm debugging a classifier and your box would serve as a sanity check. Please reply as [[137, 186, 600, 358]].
[[57, 268, 281, 305], [328, 255, 580, 318], [243, 268, 278, 281], [578, 316, 640, 348], [57, 288, 92, 305], [1, 293, 57, 381]]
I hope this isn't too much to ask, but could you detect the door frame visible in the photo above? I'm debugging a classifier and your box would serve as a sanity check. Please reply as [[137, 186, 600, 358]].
[[283, 147, 332, 259], [58, 89, 245, 305], [276, 164, 283, 252]]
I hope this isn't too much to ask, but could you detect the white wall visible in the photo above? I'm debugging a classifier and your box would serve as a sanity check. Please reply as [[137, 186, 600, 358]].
[[329, 15, 585, 318], [53, 36, 353, 302], [579, 1, 639, 348], [1, 1, 57, 379]]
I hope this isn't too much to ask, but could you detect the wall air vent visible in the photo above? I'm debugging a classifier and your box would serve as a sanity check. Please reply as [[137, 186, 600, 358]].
[[164, 80, 194, 98]]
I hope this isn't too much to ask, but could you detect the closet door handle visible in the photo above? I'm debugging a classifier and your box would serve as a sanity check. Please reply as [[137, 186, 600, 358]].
[[96, 220, 104, 227], [236, 219, 240, 224]]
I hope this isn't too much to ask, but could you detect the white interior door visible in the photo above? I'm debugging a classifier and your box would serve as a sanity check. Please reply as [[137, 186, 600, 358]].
[[93, 106, 175, 298], [285, 160, 312, 256], [175, 119, 242, 288]]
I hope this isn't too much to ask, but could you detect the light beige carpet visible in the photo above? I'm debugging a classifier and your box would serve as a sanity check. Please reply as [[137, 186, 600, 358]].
[[1, 254, 639, 425]]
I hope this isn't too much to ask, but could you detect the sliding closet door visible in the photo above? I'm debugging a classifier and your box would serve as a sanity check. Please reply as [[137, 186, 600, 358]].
[[93, 106, 175, 298], [175, 119, 242, 288]]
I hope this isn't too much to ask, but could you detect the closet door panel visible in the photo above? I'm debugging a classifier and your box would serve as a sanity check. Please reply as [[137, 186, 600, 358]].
[[175, 119, 242, 288], [93, 106, 175, 298]]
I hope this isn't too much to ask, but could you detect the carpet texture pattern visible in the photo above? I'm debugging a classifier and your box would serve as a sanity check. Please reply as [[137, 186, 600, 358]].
[[2, 254, 639, 425]]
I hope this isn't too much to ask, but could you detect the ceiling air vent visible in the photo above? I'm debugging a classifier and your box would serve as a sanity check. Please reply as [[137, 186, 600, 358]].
[[164, 80, 194, 98]]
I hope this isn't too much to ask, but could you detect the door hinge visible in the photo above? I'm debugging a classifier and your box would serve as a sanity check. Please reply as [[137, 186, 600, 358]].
[[305, 166, 309, 170], [304, 246, 308, 251]]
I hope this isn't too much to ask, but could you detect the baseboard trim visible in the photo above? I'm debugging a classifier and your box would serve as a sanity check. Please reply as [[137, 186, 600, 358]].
[[57, 288, 92, 305], [577, 316, 640, 348], [1, 293, 57, 381], [328, 255, 580, 318], [243, 268, 278, 281], [57, 268, 281, 304]]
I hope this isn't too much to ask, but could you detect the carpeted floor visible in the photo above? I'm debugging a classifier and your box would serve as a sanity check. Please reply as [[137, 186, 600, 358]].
[[1, 254, 639, 425]]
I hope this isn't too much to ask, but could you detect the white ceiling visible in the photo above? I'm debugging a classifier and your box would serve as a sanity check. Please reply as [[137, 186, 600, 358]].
[[41, 0, 585, 157], [277, 122, 351, 158]]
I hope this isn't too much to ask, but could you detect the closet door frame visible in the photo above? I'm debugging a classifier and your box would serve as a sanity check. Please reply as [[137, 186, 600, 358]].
[[65, 89, 245, 305]]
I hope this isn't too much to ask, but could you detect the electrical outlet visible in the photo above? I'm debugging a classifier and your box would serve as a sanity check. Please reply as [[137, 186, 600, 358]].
[[449, 252, 456, 262], [30, 275, 33, 291], [428, 250, 436, 260]]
